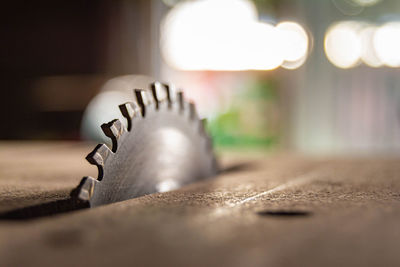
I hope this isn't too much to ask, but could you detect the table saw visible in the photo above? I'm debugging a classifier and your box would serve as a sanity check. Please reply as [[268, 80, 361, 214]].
[[1, 141, 400, 267]]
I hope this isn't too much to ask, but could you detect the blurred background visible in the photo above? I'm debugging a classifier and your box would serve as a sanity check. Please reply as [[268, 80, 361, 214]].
[[2, 0, 400, 155]]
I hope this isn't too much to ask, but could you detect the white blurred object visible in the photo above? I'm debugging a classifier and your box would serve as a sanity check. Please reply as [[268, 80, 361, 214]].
[[161, 0, 258, 71], [277, 21, 309, 62], [161, 0, 309, 71], [80, 75, 156, 143], [245, 22, 283, 70], [351, 0, 382, 6], [324, 20, 400, 69], [324, 21, 362, 69], [373, 22, 400, 68], [277, 21, 309, 70], [359, 26, 383, 67]]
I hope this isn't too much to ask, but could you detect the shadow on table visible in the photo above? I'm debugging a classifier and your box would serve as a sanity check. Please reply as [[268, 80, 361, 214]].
[[0, 161, 255, 220]]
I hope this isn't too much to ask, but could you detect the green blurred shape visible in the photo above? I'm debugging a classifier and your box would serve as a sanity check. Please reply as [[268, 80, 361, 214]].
[[207, 79, 281, 149]]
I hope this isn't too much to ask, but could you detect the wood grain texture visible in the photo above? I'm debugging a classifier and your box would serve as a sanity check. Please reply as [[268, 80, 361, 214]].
[[0, 142, 400, 267]]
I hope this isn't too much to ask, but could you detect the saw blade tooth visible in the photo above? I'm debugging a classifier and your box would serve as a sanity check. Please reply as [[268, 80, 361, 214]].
[[177, 91, 185, 111], [74, 176, 99, 201], [101, 119, 127, 153], [86, 144, 112, 180], [151, 81, 167, 109], [162, 83, 177, 106], [198, 118, 214, 150], [199, 118, 207, 136], [188, 101, 198, 120], [135, 89, 152, 117], [205, 135, 213, 151], [211, 156, 219, 175], [119, 101, 140, 131], [86, 143, 112, 166]]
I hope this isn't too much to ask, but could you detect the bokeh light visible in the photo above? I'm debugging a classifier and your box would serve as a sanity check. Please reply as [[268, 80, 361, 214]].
[[324, 21, 362, 69], [161, 0, 258, 71], [161, 0, 309, 71], [351, 0, 382, 6], [246, 22, 283, 70], [324, 20, 400, 69], [360, 26, 382, 67], [373, 22, 400, 67], [277, 21, 309, 70]]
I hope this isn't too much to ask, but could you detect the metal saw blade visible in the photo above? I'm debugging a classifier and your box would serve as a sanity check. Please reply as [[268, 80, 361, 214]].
[[71, 82, 217, 207]]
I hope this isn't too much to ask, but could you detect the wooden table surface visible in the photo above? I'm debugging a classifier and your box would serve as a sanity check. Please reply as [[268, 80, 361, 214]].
[[1, 141, 400, 267]]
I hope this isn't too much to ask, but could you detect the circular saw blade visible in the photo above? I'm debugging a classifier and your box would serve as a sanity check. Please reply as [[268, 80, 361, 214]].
[[71, 82, 217, 207]]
